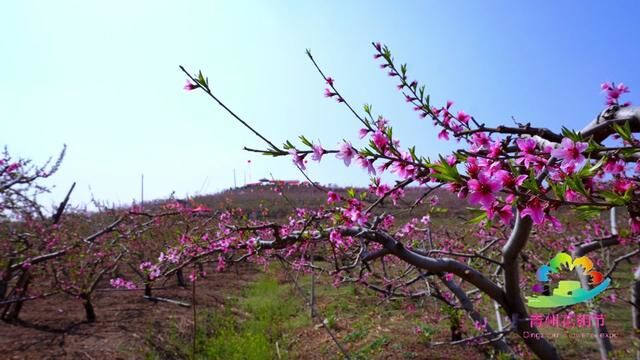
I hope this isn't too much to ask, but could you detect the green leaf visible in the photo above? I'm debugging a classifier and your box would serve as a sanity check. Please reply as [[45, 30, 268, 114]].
[[576, 205, 605, 221], [612, 121, 632, 142], [577, 157, 604, 178], [600, 190, 629, 206], [466, 208, 487, 224], [561, 127, 582, 141], [282, 140, 295, 150], [298, 135, 312, 148], [428, 155, 461, 183], [521, 168, 540, 192], [408, 146, 417, 161], [565, 175, 588, 196], [548, 181, 566, 200], [585, 139, 604, 153]]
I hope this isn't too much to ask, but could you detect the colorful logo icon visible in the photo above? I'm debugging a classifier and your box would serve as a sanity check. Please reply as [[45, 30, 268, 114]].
[[526, 252, 611, 308]]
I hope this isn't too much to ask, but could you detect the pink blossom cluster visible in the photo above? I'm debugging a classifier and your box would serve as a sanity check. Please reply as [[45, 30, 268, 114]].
[[109, 277, 137, 289]]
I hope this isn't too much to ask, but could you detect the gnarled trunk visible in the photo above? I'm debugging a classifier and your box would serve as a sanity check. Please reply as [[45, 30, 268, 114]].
[[2, 271, 30, 323], [81, 294, 96, 323]]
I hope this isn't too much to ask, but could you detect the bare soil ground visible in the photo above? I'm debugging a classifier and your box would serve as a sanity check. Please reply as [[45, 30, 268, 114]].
[[0, 264, 259, 360]]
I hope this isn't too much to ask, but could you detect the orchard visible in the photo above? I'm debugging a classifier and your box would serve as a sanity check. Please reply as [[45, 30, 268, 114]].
[[3, 42, 640, 359]]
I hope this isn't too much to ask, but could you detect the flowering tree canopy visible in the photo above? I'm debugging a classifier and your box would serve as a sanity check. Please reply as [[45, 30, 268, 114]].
[[177, 43, 640, 359], [3, 42, 640, 359]]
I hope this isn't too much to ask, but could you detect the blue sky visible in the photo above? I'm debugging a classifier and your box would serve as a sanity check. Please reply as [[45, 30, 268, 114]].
[[2, 1, 639, 208]]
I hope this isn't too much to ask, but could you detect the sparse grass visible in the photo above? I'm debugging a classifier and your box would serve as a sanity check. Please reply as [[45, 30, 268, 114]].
[[146, 275, 308, 360], [199, 276, 309, 360]]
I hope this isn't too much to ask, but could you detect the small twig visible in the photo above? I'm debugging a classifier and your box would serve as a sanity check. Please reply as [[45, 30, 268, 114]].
[[143, 295, 191, 307]]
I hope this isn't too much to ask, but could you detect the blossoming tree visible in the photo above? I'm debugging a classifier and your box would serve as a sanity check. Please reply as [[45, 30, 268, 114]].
[[178, 42, 640, 359]]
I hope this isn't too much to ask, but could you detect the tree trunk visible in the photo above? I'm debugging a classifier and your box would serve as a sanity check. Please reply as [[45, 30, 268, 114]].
[[441, 276, 513, 357], [2, 272, 30, 323], [82, 294, 96, 323], [0, 261, 12, 300], [502, 216, 561, 360], [572, 208, 615, 360], [573, 264, 613, 359], [176, 269, 186, 287], [632, 267, 640, 360], [197, 263, 204, 277]]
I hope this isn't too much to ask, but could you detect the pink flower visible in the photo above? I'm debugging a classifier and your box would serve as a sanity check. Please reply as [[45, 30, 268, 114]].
[[216, 255, 226, 272], [327, 191, 340, 204], [183, 79, 198, 91], [437, 129, 449, 141], [470, 132, 491, 152], [191, 205, 210, 213], [311, 143, 325, 162], [336, 141, 356, 166], [551, 138, 588, 171], [359, 128, 370, 139], [601, 82, 630, 105], [467, 171, 502, 209], [613, 178, 633, 194], [390, 187, 405, 205], [6, 163, 21, 172], [430, 196, 440, 206], [495, 170, 527, 189], [324, 88, 336, 98], [343, 207, 368, 225], [516, 138, 543, 168], [521, 198, 547, 225], [604, 159, 625, 175], [289, 149, 306, 170], [517, 138, 537, 154], [329, 230, 352, 249], [376, 117, 389, 130], [630, 217, 640, 234], [371, 182, 390, 197], [490, 204, 514, 225], [474, 317, 488, 332], [391, 152, 416, 179], [457, 111, 471, 125], [326, 77, 334, 86], [564, 188, 581, 202], [110, 278, 136, 289], [372, 131, 388, 152], [546, 214, 563, 231], [381, 214, 395, 229], [356, 156, 376, 175]]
